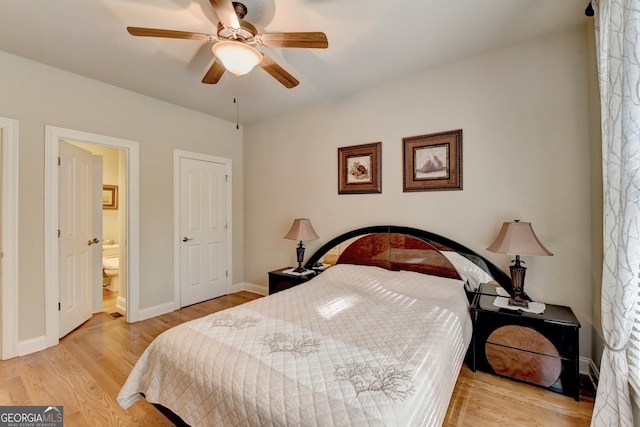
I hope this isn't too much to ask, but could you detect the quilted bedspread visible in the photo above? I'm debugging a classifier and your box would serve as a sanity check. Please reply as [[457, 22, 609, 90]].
[[117, 264, 472, 426]]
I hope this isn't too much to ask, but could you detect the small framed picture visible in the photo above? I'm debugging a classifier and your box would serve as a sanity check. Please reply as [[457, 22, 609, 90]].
[[403, 129, 462, 192], [338, 142, 381, 194], [102, 185, 118, 209]]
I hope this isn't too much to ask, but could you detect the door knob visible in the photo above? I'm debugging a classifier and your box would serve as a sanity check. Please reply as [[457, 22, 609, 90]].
[[87, 238, 100, 246], [182, 237, 193, 242]]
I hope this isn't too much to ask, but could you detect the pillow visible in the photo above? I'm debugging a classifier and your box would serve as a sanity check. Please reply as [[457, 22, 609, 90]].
[[441, 251, 494, 291]]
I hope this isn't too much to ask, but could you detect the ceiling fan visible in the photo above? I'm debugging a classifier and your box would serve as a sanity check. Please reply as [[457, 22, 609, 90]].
[[127, 0, 329, 89]]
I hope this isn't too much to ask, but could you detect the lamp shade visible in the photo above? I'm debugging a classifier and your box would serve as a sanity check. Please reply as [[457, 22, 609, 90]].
[[487, 221, 553, 256], [212, 41, 262, 76], [284, 218, 319, 242]]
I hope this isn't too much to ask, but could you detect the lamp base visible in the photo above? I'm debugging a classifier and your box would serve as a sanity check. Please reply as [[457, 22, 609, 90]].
[[294, 241, 306, 273], [509, 257, 529, 309]]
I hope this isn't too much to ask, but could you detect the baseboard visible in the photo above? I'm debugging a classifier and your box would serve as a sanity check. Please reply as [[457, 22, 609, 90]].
[[138, 284, 265, 323], [235, 281, 267, 296], [579, 357, 590, 375], [138, 301, 176, 322], [116, 296, 127, 314], [582, 356, 600, 379], [17, 335, 47, 357], [580, 356, 599, 393]]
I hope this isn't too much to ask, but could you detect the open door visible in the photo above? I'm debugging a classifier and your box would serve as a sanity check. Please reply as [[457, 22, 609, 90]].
[[58, 141, 96, 338]]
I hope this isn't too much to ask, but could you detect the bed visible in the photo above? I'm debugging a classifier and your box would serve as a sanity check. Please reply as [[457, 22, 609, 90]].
[[117, 226, 511, 426]]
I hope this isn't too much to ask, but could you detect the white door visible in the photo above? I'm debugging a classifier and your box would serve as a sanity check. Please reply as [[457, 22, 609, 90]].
[[180, 157, 228, 307], [59, 141, 94, 338]]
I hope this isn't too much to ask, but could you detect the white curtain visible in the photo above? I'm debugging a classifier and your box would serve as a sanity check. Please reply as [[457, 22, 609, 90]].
[[591, 0, 640, 426]]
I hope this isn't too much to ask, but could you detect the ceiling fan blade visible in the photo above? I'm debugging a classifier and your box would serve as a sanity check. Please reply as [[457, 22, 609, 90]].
[[259, 54, 299, 89], [256, 32, 328, 49], [202, 59, 226, 84], [127, 27, 216, 42], [209, 0, 240, 30]]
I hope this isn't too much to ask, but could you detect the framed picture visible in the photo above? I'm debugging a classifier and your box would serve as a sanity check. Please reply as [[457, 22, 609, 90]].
[[102, 185, 118, 210], [403, 129, 462, 192], [338, 142, 381, 194]]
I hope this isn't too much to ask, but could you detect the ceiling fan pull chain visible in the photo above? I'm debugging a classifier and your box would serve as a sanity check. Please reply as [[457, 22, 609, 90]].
[[234, 76, 240, 130]]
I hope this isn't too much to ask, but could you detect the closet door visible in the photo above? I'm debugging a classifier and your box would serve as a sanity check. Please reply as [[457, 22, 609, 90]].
[[179, 157, 229, 307]]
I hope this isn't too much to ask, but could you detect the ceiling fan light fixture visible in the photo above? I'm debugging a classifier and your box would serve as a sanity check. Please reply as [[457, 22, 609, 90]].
[[212, 41, 262, 76]]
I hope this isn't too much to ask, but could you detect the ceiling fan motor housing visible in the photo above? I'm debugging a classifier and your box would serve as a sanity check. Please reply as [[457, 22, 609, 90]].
[[232, 2, 248, 20], [217, 20, 257, 43]]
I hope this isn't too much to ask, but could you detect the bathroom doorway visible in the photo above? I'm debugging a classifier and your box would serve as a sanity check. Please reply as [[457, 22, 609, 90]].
[[45, 126, 140, 348], [72, 142, 127, 315]]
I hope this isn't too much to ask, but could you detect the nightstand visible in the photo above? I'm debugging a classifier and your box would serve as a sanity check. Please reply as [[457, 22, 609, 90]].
[[268, 267, 315, 295], [471, 283, 581, 401]]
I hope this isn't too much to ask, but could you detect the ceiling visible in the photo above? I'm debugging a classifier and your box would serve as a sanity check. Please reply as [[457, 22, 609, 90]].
[[0, 0, 589, 125]]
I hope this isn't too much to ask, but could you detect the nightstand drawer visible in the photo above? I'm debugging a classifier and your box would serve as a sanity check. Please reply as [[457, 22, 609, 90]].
[[268, 267, 315, 295], [485, 325, 563, 388], [271, 278, 301, 294], [474, 312, 578, 362]]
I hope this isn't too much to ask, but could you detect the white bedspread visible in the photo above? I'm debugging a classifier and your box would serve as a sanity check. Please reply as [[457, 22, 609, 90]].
[[117, 264, 472, 426]]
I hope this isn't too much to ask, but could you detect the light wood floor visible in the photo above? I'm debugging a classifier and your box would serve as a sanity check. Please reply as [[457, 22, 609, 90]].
[[0, 291, 594, 426], [102, 287, 118, 312]]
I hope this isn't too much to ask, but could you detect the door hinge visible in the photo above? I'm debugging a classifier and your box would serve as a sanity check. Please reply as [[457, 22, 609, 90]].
[[226, 270, 228, 277], [57, 229, 61, 238], [225, 174, 229, 182], [58, 302, 61, 311], [225, 223, 228, 231], [57, 156, 61, 166]]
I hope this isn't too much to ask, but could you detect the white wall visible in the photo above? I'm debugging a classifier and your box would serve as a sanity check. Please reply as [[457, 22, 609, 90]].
[[96, 145, 121, 244], [74, 143, 121, 244], [244, 26, 595, 357], [0, 50, 244, 342]]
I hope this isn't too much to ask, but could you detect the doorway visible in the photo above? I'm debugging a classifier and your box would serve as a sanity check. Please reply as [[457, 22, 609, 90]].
[[72, 142, 127, 316], [44, 126, 140, 350]]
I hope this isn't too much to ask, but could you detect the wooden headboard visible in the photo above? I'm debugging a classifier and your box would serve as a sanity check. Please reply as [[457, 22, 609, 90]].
[[305, 225, 514, 296], [331, 232, 461, 279]]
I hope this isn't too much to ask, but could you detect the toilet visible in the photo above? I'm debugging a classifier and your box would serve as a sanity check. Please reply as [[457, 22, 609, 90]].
[[103, 244, 120, 293]]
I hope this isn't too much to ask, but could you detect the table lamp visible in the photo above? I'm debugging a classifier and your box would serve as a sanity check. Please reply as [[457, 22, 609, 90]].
[[487, 220, 553, 308], [284, 218, 319, 273]]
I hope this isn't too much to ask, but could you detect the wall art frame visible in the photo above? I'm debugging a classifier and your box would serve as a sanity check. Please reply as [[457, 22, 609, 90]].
[[402, 129, 462, 192], [102, 185, 118, 209], [338, 142, 382, 194]]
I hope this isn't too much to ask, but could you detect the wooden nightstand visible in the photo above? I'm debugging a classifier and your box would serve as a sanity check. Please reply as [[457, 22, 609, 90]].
[[268, 267, 315, 295], [471, 283, 581, 401]]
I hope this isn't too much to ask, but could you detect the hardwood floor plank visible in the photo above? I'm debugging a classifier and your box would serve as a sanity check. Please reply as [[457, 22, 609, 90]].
[[444, 364, 594, 426], [0, 291, 593, 426]]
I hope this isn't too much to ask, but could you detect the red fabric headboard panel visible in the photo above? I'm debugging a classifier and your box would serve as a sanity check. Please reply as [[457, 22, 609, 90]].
[[336, 233, 461, 280]]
